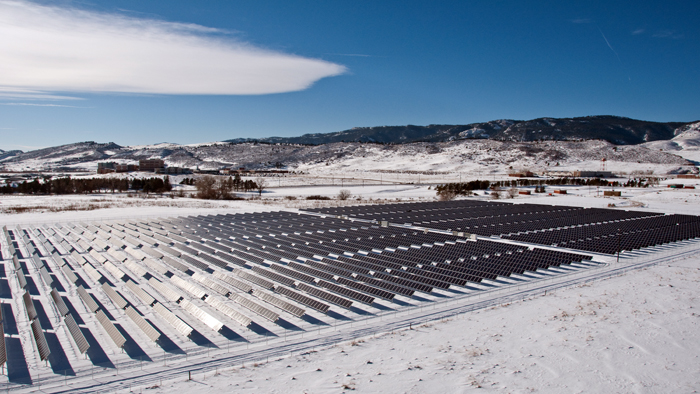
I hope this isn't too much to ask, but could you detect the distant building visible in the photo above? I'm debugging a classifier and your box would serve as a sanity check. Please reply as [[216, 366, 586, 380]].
[[139, 159, 165, 172], [116, 164, 139, 172], [97, 162, 116, 174]]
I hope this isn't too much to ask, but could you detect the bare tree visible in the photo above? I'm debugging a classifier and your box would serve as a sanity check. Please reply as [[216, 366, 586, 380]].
[[338, 189, 352, 200], [196, 176, 217, 199], [437, 189, 457, 201], [255, 177, 267, 197], [507, 187, 518, 199]]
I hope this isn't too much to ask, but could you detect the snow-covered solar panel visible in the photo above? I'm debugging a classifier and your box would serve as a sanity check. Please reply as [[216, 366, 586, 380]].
[[157, 244, 181, 257], [204, 296, 252, 327], [237, 271, 274, 290], [123, 259, 148, 278], [71, 251, 86, 265], [61, 264, 79, 284], [64, 313, 90, 354], [31, 320, 51, 361], [170, 276, 207, 299], [30, 256, 44, 270], [77, 286, 99, 313], [252, 289, 305, 317], [23, 291, 38, 321], [93, 238, 109, 251], [107, 249, 128, 263], [89, 249, 108, 264], [141, 246, 163, 260], [153, 234, 173, 245], [148, 278, 182, 302], [153, 302, 193, 337], [143, 258, 169, 276], [124, 246, 148, 261], [125, 280, 155, 306], [212, 271, 252, 293], [96, 310, 126, 348], [102, 283, 128, 309], [82, 263, 103, 282], [12, 255, 21, 271], [192, 272, 229, 296], [78, 239, 92, 252], [179, 299, 224, 331], [274, 286, 330, 313], [50, 289, 69, 316], [16, 269, 27, 289], [125, 306, 161, 341], [162, 256, 188, 273], [103, 261, 126, 281], [228, 293, 279, 322]]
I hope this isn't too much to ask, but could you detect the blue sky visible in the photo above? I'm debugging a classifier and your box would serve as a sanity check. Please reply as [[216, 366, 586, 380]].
[[1, 0, 698, 151]]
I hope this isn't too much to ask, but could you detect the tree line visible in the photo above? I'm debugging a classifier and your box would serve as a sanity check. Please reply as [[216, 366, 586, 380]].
[[0, 177, 172, 195]]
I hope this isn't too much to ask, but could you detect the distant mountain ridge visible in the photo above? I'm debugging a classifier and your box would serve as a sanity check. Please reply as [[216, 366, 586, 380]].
[[226, 115, 694, 145]]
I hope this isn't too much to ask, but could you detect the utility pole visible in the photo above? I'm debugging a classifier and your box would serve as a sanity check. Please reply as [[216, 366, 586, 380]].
[[617, 228, 621, 263]]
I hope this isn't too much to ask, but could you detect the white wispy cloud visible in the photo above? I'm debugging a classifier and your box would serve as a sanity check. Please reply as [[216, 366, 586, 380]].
[[631, 29, 645, 35], [0, 102, 90, 108], [653, 30, 684, 39], [0, 1, 347, 98]]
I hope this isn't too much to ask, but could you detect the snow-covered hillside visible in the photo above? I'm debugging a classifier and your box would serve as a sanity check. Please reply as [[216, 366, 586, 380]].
[[643, 121, 700, 164], [0, 138, 696, 176]]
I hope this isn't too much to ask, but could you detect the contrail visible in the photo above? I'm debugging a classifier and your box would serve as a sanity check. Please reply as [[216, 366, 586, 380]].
[[597, 26, 630, 80], [598, 27, 622, 65]]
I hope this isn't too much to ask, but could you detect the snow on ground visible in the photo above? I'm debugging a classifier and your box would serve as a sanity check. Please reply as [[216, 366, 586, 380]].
[[150, 256, 700, 394]]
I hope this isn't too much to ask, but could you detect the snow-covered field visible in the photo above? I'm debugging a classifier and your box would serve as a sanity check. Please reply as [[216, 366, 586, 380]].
[[1, 183, 699, 393]]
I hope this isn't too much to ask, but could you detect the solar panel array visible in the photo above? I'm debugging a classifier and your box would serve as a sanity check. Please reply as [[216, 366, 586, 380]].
[[0, 204, 602, 382], [305, 200, 700, 254]]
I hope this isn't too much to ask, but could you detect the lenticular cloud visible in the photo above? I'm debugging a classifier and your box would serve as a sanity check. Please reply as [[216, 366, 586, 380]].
[[0, 1, 346, 97]]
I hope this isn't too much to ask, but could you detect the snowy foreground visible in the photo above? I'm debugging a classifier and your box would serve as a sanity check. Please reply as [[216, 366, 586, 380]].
[[1, 185, 699, 393], [152, 255, 700, 394]]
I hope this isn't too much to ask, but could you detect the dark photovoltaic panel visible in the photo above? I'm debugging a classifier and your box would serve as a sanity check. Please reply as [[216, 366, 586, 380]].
[[23, 291, 38, 321], [296, 282, 353, 308], [31, 320, 51, 361], [64, 314, 90, 354], [274, 285, 330, 313], [125, 306, 161, 341], [153, 302, 193, 337], [102, 283, 129, 309], [96, 310, 127, 348], [212, 271, 253, 293], [50, 289, 70, 316], [251, 289, 305, 317], [125, 280, 156, 306], [317, 280, 375, 304], [237, 271, 274, 290], [77, 286, 100, 313]]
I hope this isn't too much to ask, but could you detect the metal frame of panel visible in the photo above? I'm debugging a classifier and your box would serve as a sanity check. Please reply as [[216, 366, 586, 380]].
[[64, 314, 90, 354]]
